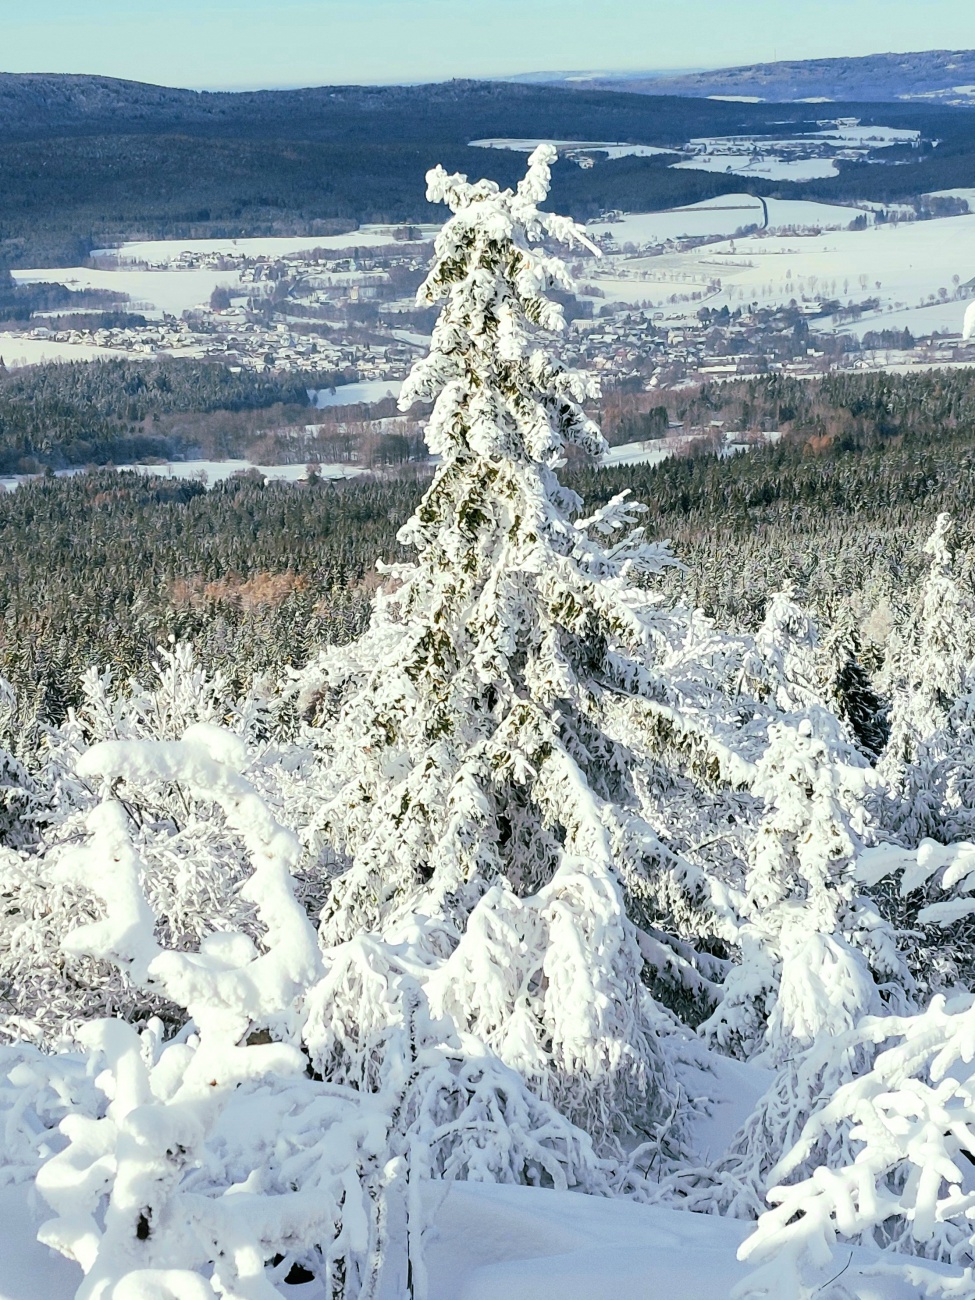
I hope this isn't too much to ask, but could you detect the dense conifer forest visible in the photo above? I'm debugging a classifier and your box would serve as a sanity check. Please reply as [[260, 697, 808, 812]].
[[0, 359, 356, 471], [1, 75, 973, 265], [3, 366, 975, 725]]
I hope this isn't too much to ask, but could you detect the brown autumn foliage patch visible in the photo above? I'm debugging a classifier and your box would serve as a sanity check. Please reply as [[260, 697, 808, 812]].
[[170, 571, 308, 611]]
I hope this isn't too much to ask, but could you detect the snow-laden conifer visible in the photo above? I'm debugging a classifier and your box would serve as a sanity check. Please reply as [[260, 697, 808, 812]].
[[0, 674, 35, 848], [735, 992, 975, 1298], [703, 720, 904, 1066], [820, 610, 888, 760], [883, 514, 975, 782], [296, 145, 707, 1151]]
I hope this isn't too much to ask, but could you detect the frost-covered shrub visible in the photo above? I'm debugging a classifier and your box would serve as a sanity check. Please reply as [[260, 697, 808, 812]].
[[0, 674, 35, 848], [881, 515, 975, 846], [0, 647, 293, 1045], [702, 722, 906, 1068], [735, 994, 975, 1297], [27, 728, 391, 1299]]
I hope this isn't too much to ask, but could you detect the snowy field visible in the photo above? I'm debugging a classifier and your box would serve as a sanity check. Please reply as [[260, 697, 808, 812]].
[[586, 194, 871, 247], [470, 138, 676, 161], [10, 266, 245, 319], [0, 333, 157, 366], [674, 122, 920, 182], [926, 187, 975, 205], [0, 460, 364, 492], [118, 459, 365, 483], [600, 439, 677, 468], [96, 225, 439, 268], [585, 207, 975, 335], [826, 298, 975, 339], [6, 227, 440, 325], [1, 1176, 949, 1300], [310, 379, 403, 407], [672, 153, 841, 181], [8, 1182, 769, 1300], [472, 122, 918, 184]]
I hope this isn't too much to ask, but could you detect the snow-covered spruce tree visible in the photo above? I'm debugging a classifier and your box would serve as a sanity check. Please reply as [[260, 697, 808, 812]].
[[820, 609, 888, 761], [295, 145, 752, 1155], [882, 514, 975, 800], [0, 673, 36, 849], [668, 722, 909, 1218], [701, 720, 901, 1068], [748, 587, 824, 718], [735, 993, 975, 1299]]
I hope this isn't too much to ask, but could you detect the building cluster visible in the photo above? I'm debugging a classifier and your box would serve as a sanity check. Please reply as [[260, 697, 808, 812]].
[[15, 234, 975, 394]]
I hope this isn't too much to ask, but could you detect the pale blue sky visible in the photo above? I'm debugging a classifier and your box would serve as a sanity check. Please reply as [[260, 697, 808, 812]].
[[1, 0, 972, 89]]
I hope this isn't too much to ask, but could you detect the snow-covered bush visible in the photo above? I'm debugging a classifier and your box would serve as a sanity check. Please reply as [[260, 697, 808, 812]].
[[0, 673, 35, 848], [28, 728, 393, 1299], [735, 993, 975, 1297], [882, 515, 975, 846], [703, 721, 905, 1068], [0, 645, 292, 1046]]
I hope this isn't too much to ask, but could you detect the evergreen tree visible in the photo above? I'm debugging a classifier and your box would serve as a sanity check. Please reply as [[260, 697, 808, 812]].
[[702, 720, 905, 1066], [882, 514, 975, 844], [0, 676, 32, 849], [883, 513, 975, 774], [820, 609, 888, 760], [298, 146, 709, 1149]]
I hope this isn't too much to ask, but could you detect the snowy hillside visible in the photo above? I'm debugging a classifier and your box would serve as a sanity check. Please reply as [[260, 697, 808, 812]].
[[517, 49, 975, 105], [7, 147, 975, 1300]]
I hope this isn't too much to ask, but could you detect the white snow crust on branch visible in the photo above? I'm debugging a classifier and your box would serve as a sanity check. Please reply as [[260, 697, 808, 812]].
[[30, 728, 383, 1300], [0, 644, 295, 1047], [702, 720, 904, 1069]]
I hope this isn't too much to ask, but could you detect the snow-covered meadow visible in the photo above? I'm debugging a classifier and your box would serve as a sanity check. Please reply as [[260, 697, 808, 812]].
[[3, 226, 439, 343], [10, 265, 247, 320], [96, 226, 440, 269], [584, 203, 975, 337], [470, 138, 677, 163], [476, 119, 921, 183], [309, 379, 403, 408]]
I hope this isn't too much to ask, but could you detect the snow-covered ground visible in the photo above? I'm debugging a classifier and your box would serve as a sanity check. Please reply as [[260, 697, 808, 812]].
[[119, 459, 364, 484], [7, 227, 440, 325], [601, 440, 677, 468], [586, 194, 870, 247], [310, 379, 403, 407], [586, 208, 975, 335], [472, 121, 918, 186], [0, 333, 154, 366], [673, 153, 841, 181], [926, 187, 975, 206], [827, 298, 975, 339], [10, 266, 244, 320], [674, 122, 920, 182], [0, 1175, 955, 1300], [95, 225, 439, 268], [0, 460, 364, 492], [470, 138, 676, 162]]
